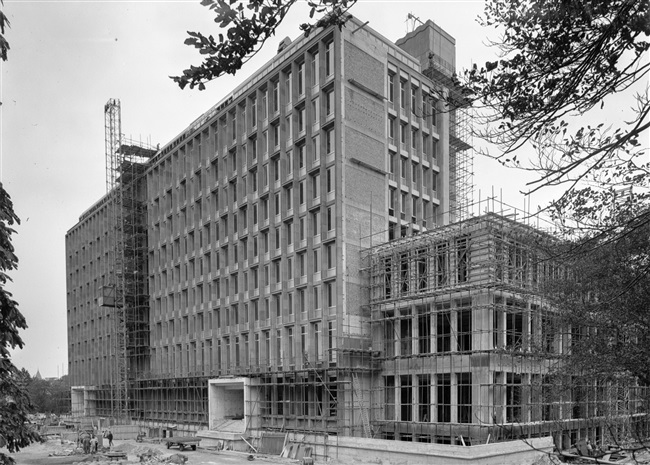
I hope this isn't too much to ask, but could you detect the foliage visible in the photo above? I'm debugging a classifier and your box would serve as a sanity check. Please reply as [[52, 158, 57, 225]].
[[27, 375, 71, 416], [464, 0, 650, 231], [0, 0, 8, 62], [0, 184, 38, 465], [545, 208, 650, 387], [172, 0, 356, 90]]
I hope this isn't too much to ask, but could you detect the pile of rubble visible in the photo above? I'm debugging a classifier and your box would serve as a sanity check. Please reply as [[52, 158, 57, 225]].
[[47, 439, 84, 457]]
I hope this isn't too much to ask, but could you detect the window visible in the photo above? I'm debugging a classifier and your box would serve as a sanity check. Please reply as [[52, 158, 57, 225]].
[[299, 181, 306, 205], [312, 135, 320, 163], [272, 123, 280, 148], [389, 188, 396, 216], [298, 288, 306, 313], [250, 95, 257, 128], [325, 41, 334, 77], [262, 89, 268, 119], [286, 115, 292, 140], [400, 80, 406, 109], [411, 86, 417, 114], [326, 206, 334, 231], [274, 192, 280, 216], [388, 117, 395, 142], [298, 144, 306, 169], [273, 158, 280, 182], [326, 90, 334, 116], [422, 133, 429, 157], [230, 111, 237, 141], [312, 210, 321, 236], [287, 256, 293, 279], [262, 197, 269, 221], [312, 172, 320, 199], [299, 216, 306, 241], [313, 248, 321, 273], [262, 163, 269, 188], [313, 287, 321, 309], [298, 106, 306, 133], [311, 51, 319, 86], [262, 230, 269, 253], [285, 70, 292, 104], [272, 80, 279, 113], [412, 197, 418, 223], [286, 221, 294, 245], [298, 252, 306, 276], [274, 226, 281, 250], [298, 61, 305, 95], [388, 72, 395, 103], [326, 242, 335, 269], [436, 308, 451, 352], [287, 149, 294, 176], [274, 260, 281, 283], [312, 97, 320, 125], [285, 185, 293, 210], [326, 166, 334, 192], [325, 281, 335, 307], [326, 128, 335, 154]]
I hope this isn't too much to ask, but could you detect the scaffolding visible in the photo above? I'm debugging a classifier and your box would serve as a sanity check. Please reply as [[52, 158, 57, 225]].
[[102, 99, 156, 418], [422, 52, 474, 223], [359, 199, 649, 447]]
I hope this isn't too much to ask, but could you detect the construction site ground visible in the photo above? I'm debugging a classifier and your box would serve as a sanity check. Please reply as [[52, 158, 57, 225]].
[[11, 437, 293, 465]]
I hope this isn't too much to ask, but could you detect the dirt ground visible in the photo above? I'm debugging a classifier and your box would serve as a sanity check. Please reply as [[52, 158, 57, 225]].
[[9, 438, 295, 465]]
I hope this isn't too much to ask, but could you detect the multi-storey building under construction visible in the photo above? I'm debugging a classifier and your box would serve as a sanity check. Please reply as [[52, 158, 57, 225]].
[[65, 15, 647, 462]]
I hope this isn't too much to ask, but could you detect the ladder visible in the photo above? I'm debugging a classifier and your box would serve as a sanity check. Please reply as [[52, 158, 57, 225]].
[[351, 372, 371, 438], [303, 352, 337, 416]]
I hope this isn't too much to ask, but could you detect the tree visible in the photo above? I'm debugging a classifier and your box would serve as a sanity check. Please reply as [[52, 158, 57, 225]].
[[546, 211, 650, 386], [462, 0, 650, 449], [27, 375, 71, 416], [0, 184, 38, 465], [171, 0, 356, 90], [463, 0, 649, 233], [0, 0, 8, 62]]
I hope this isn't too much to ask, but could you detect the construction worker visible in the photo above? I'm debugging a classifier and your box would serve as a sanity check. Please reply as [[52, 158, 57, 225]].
[[82, 435, 90, 454]]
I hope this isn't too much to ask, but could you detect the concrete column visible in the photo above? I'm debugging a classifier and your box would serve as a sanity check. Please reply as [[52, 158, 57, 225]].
[[413, 305, 419, 355], [497, 309, 506, 348], [450, 308, 458, 352], [431, 375, 437, 422], [450, 373, 458, 423], [473, 366, 491, 424], [473, 292, 491, 351], [522, 374, 531, 423], [523, 307, 531, 350], [412, 374, 418, 423], [493, 371, 505, 424]]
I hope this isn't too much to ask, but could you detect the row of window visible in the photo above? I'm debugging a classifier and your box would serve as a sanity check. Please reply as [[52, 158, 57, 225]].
[[153, 320, 338, 374]]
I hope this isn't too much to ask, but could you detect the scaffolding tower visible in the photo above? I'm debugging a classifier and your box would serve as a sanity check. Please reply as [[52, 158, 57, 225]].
[[103, 98, 156, 418], [423, 53, 474, 222]]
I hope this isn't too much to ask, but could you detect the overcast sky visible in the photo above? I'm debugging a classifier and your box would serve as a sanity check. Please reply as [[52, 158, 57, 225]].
[[2, 0, 551, 378]]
